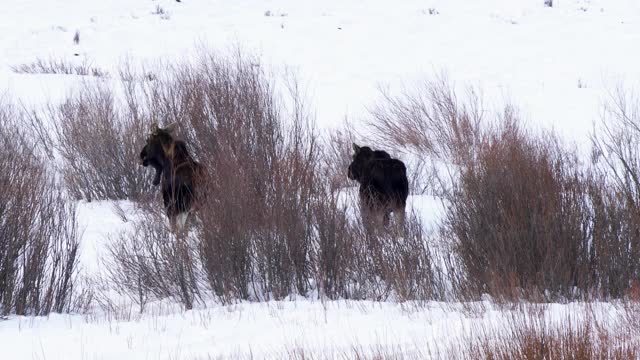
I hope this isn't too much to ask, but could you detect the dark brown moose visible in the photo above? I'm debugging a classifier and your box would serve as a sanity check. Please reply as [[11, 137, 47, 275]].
[[140, 123, 204, 230], [348, 143, 409, 227]]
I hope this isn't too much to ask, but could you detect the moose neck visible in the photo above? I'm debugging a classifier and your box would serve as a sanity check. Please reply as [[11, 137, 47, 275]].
[[160, 152, 187, 183]]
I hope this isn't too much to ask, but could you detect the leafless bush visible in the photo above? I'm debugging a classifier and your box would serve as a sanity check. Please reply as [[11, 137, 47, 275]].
[[11, 58, 108, 77], [185, 53, 442, 301], [370, 78, 483, 164], [369, 77, 483, 195], [370, 78, 597, 301], [590, 86, 640, 298], [157, 53, 318, 301], [362, 212, 443, 301], [313, 187, 444, 301], [32, 80, 153, 201], [0, 101, 81, 315], [322, 122, 357, 192], [447, 117, 592, 301], [311, 189, 361, 299], [105, 209, 203, 310], [98, 52, 317, 302], [370, 78, 640, 301]]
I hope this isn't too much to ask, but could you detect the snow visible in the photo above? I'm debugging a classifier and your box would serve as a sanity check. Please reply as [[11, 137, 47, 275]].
[[3, 0, 640, 144], [2, 0, 640, 358], [0, 300, 624, 359], [75, 201, 139, 274]]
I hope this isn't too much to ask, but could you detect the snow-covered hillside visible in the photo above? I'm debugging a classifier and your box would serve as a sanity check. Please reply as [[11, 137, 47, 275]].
[[2, 0, 640, 358], [3, 0, 640, 144]]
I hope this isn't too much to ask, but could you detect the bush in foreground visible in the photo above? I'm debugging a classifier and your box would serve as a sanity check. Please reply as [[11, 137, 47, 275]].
[[0, 101, 81, 315], [369, 78, 640, 301]]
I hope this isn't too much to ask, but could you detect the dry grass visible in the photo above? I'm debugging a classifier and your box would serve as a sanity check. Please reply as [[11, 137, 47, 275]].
[[11, 57, 108, 77], [441, 307, 639, 360]]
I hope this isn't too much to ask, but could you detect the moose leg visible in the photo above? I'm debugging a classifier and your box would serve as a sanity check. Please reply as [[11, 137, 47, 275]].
[[167, 214, 177, 232], [176, 212, 189, 230], [383, 211, 391, 227], [394, 207, 406, 235], [166, 204, 189, 233], [152, 167, 162, 186], [359, 196, 376, 229], [359, 204, 374, 238], [164, 198, 180, 233]]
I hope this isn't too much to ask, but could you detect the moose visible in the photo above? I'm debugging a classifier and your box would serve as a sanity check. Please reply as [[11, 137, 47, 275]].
[[348, 144, 409, 228], [140, 123, 204, 230]]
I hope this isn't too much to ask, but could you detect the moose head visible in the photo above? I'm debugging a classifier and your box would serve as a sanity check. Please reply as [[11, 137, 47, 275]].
[[140, 123, 178, 186], [347, 143, 391, 182]]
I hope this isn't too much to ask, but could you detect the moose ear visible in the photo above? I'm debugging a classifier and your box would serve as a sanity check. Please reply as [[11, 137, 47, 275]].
[[150, 123, 159, 132], [352, 143, 361, 153], [164, 122, 178, 133]]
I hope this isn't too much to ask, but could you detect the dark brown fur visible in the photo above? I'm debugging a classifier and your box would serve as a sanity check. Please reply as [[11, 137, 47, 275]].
[[140, 123, 205, 229], [348, 144, 409, 227]]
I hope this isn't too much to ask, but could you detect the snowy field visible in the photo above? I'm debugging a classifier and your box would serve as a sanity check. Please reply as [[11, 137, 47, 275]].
[[2, 0, 640, 358], [0, 297, 626, 359]]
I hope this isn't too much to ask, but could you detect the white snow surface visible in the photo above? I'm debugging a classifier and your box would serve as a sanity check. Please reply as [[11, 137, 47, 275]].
[[2, 0, 640, 358], [3, 0, 640, 145], [0, 297, 624, 359]]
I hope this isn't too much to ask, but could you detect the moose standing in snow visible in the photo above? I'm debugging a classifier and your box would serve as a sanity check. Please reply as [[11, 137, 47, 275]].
[[139, 123, 204, 230], [348, 143, 409, 228]]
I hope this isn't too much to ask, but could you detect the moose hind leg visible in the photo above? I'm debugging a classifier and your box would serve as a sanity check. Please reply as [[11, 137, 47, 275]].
[[152, 168, 162, 186], [165, 202, 180, 233], [176, 212, 189, 230], [393, 206, 407, 236], [383, 211, 391, 227], [167, 214, 177, 232]]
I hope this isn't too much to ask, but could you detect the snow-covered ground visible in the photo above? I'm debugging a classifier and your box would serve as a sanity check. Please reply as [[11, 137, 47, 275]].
[[1, 300, 457, 359], [0, 297, 625, 359], [2, 0, 640, 358]]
